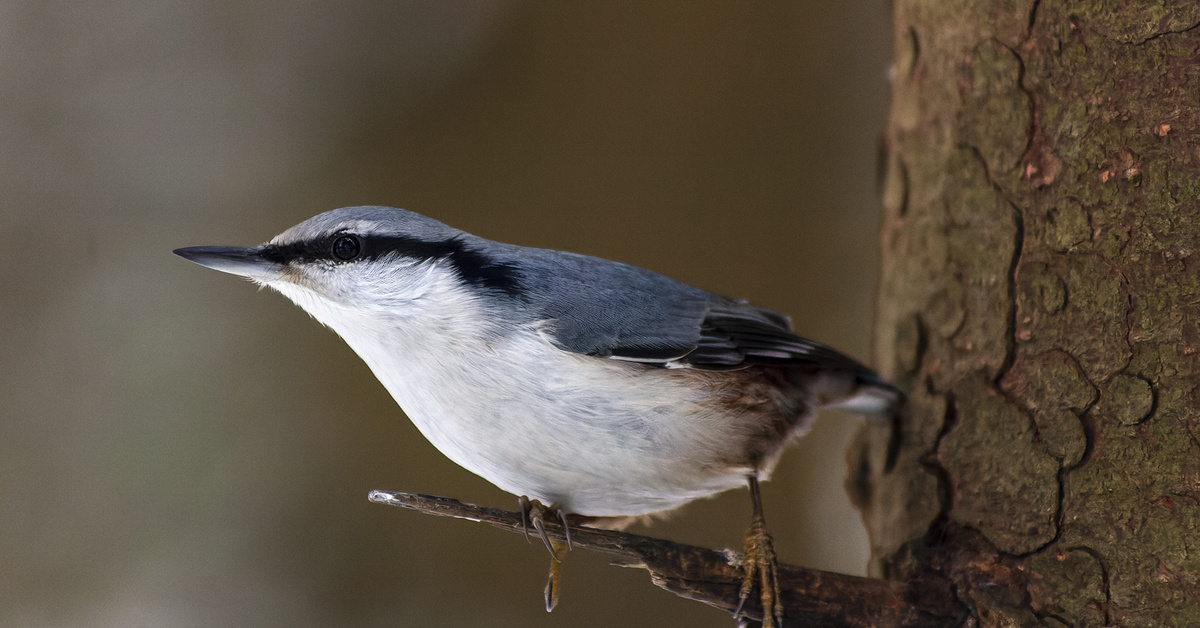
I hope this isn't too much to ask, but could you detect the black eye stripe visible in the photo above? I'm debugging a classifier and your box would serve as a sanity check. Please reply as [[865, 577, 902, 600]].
[[259, 236, 341, 265], [367, 235, 523, 296], [260, 233, 523, 296]]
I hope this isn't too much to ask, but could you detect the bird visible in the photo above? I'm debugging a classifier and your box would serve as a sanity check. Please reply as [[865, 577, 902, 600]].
[[174, 206, 900, 627]]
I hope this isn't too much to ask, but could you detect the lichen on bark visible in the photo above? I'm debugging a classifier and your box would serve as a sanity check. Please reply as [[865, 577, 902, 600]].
[[852, 1, 1200, 625]]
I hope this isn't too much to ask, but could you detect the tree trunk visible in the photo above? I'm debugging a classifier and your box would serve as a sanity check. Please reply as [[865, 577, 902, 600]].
[[851, 1, 1200, 626]]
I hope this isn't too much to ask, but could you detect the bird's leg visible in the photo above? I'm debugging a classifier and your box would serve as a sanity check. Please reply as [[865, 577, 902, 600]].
[[543, 538, 569, 612], [734, 476, 783, 628], [516, 496, 574, 612]]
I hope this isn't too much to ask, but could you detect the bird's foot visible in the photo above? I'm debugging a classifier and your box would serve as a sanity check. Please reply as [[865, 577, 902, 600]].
[[517, 496, 574, 612], [735, 514, 783, 628], [517, 496, 574, 558]]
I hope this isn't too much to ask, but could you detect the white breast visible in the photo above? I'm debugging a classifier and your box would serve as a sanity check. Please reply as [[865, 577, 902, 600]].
[[284, 280, 755, 516]]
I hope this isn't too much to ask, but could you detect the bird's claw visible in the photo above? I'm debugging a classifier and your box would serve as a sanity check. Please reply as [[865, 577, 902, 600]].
[[518, 495, 533, 544], [531, 512, 558, 560], [556, 508, 573, 551]]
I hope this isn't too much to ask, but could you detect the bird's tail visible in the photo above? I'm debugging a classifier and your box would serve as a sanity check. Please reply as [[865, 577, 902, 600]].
[[819, 371, 904, 418]]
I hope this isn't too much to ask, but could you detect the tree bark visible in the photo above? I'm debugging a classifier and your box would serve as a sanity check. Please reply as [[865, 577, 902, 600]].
[[851, 1, 1200, 626]]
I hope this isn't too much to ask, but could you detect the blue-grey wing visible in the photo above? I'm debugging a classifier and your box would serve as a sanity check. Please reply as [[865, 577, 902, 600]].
[[519, 249, 712, 361], [518, 248, 869, 373]]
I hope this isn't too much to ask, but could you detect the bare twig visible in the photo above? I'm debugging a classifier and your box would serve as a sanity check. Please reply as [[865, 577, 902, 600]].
[[368, 490, 966, 627]]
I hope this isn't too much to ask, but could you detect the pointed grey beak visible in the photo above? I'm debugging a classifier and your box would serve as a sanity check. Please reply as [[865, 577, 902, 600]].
[[173, 246, 282, 281]]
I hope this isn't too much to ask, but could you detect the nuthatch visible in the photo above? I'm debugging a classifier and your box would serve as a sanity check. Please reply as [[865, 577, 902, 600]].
[[175, 206, 900, 626]]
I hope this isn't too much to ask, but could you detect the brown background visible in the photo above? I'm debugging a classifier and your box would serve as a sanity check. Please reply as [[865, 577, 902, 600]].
[[0, 2, 889, 626]]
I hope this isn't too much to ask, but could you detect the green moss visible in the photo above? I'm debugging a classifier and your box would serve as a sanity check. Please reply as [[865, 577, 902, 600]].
[[960, 40, 1030, 175], [1027, 548, 1107, 624], [1175, 177, 1200, 203], [941, 379, 1060, 554]]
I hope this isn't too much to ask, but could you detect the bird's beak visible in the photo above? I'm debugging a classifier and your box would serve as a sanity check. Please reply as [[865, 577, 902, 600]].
[[173, 246, 282, 282]]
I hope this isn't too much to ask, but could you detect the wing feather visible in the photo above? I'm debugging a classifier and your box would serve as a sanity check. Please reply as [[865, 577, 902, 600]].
[[514, 246, 871, 375], [675, 299, 870, 372]]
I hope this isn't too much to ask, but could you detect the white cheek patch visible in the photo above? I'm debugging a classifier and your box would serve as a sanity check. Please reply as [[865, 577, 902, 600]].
[[265, 253, 464, 321]]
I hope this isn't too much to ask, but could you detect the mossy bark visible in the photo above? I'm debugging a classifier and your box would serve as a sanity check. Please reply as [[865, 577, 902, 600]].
[[851, 1, 1200, 626]]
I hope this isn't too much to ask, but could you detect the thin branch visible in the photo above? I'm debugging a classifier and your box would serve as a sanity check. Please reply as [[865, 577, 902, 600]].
[[368, 490, 967, 627]]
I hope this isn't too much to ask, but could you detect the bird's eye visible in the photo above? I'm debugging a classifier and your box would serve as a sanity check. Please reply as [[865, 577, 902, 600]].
[[332, 235, 361, 261]]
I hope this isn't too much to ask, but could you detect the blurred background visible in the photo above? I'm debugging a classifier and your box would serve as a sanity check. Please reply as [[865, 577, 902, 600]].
[[0, 2, 890, 626]]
